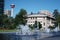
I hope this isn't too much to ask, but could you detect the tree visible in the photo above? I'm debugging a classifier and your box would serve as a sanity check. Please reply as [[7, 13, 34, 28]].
[[34, 21, 37, 28], [38, 22, 42, 29], [53, 9, 59, 18], [48, 26, 55, 30], [15, 9, 27, 26], [56, 14, 60, 23], [53, 9, 60, 27], [56, 14, 60, 28], [33, 21, 42, 29], [29, 25, 34, 30], [0, 14, 9, 29], [7, 17, 16, 29], [2, 14, 9, 29], [31, 12, 33, 15], [0, 14, 3, 27], [0, 13, 16, 29]]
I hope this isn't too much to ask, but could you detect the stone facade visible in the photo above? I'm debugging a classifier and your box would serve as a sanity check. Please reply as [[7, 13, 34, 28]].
[[27, 10, 55, 28]]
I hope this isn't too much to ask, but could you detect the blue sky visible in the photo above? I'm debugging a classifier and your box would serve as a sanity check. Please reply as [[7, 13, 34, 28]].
[[5, 0, 60, 17]]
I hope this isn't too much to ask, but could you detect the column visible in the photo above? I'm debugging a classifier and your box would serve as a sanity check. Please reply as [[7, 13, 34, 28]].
[[45, 17, 47, 28], [50, 19, 52, 26]]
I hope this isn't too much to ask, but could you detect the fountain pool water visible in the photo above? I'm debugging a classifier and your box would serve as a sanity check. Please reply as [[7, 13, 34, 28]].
[[15, 25, 41, 40], [53, 27, 59, 32], [16, 25, 32, 35], [45, 27, 50, 33], [1, 25, 60, 40]]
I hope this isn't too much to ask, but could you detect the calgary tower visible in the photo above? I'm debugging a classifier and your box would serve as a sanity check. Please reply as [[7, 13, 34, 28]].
[[10, 4, 15, 17]]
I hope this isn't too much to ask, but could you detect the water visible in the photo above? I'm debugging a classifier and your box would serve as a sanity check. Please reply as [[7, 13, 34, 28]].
[[45, 27, 50, 32], [16, 25, 32, 35], [53, 27, 59, 32], [0, 25, 60, 40], [0, 31, 60, 40], [0, 25, 41, 40], [15, 25, 40, 40], [0, 33, 39, 40]]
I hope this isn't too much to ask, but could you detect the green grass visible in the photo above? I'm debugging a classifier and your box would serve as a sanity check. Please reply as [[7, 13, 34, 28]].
[[0, 29, 17, 32]]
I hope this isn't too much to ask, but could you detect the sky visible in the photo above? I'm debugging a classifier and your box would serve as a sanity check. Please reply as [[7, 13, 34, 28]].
[[5, 0, 60, 17]]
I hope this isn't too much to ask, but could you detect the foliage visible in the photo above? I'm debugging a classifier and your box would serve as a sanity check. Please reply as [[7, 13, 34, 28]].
[[33, 21, 37, 28], [28, 21, 42, 30], [38, 22, 42, 29], [0, 9, 27, 29], [0, 14, 16, 29], [31, 12, 33, 15], [48, 26, 55, 30], [53, 9, 60, 27], [56, 14, 60, 23], [15, 9, 27, 26], [7, 17, 16, 29], [33, 21, 42, 29], [53, 9, 59, 18], [0, 14, 3, 27], [0, 14, 8, 28], [29, 25, 34, 30]]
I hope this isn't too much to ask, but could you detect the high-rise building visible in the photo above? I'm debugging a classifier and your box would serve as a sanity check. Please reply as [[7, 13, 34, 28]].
[[4, 10, 11, 17], [0, 0, 4, 14]]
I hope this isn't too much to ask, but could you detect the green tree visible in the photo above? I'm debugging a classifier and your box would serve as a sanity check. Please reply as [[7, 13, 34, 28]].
[[0, 14, 8, 29], [2, 14, 9, 28], [34, 21, 37, 28], [8, 17, 16, 29], [56, 14, 60, 28], [0, 13, 16, 29], [33, 21, 42, 29], [48, 26, 55, 30], [0, 14, 3, 28], [29, 25, 34, 30], [38, 22, 42, 29], [31, 12, 33, 15], [53, 9, 59, 18], [53, 9, 60, 27], [15, 9, 27, 26]]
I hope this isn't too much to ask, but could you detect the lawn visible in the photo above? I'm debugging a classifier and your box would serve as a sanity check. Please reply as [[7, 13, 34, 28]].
[[0, 29, 17, 32]]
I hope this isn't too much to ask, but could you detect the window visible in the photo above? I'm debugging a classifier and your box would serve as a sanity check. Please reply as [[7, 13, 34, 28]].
[[33, 17, 34, 19], [44, 23, 45, 26]]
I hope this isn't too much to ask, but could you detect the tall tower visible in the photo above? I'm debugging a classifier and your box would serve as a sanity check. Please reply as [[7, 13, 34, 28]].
[[10, 4, 15, 17]]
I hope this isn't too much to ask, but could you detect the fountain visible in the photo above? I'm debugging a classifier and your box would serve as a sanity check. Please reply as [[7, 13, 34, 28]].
[[45, 27, 50, 33], [53, 27, 59, 32], [16, 25, 32, 35], [2, 24, 58, 40], [16, 21, 40, 35], [15, 20, 41, 40], [15, 24, 40, 40]]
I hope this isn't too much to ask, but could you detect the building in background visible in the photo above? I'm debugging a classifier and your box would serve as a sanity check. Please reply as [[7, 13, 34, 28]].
[[0, 0, 4, 14], [4, 10, 11, 17], [27, 10, 55, 29]]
